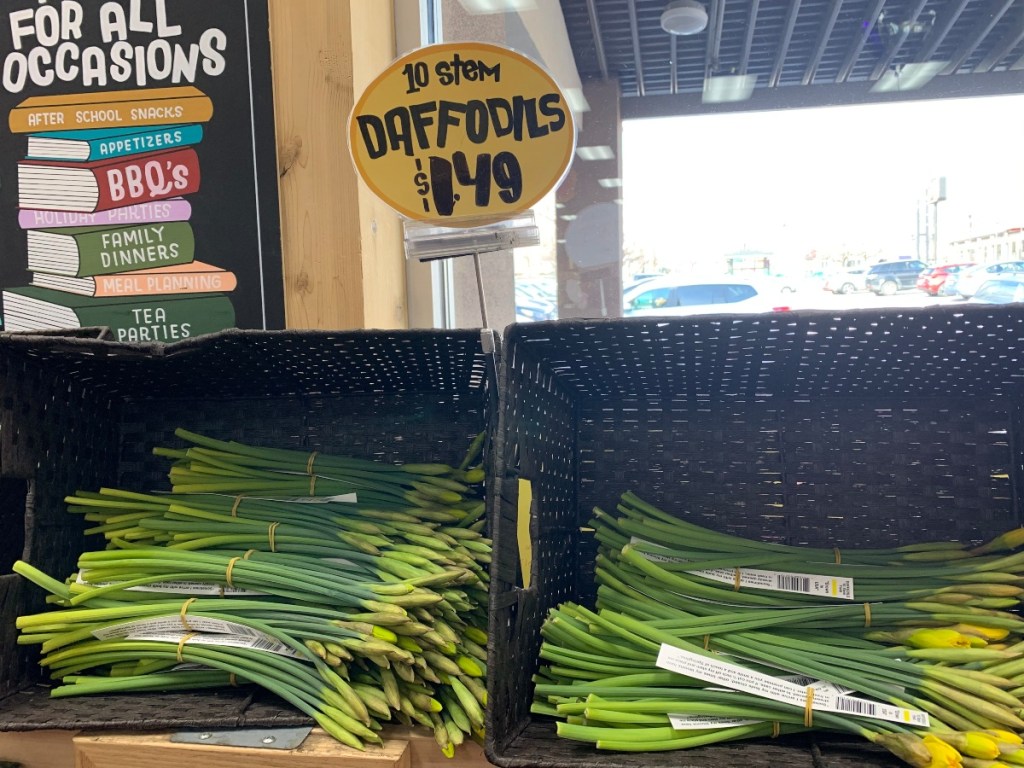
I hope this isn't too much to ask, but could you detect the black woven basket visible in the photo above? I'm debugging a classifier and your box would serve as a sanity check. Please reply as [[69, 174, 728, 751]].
[[0, 327, 499, 732], [487, 306, 1024, 768]]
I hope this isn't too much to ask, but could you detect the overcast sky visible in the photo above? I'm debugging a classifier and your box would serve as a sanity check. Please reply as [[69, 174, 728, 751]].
[[623, 94, 1024, 269]]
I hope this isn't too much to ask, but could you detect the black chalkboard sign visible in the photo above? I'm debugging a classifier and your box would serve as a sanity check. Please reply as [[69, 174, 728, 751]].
[[0, 0, 284, 340]]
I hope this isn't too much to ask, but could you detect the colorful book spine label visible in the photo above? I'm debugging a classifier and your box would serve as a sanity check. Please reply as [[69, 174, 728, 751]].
[[27, 124, 205, 162], [70, 222, 196, 277], [19, 147, 202, 212], [9, 86, 214, 133], [94, 264, 237, 297], [3, 288, 236, 342], [19, 199, 193, 230]]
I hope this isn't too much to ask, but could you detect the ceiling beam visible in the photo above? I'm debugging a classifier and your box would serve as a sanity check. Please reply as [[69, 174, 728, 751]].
[[739, 0, 761, 74], [670, 34, 679, 95], [705, 0, 726, 77], [973, 11, 1024, 72], [803, 0, 844, 85], [870, 0, 930, 80], [941, 0, 1016, 75], [622, 69, 1024, 120], [913, 0, 969, 64], [626, 0, 645, 96], [768, 0, 802, 87], [837, 0, 887, 83], [584, 0, 609, 80]]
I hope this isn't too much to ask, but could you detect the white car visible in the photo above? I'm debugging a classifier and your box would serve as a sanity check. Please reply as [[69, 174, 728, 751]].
[[955, 261, 1024, 298], [623, 277, 788, 317]]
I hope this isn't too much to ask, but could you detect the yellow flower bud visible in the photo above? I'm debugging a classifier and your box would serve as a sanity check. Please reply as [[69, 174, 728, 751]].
[[1001, 747, 1024, 765], [909, 628, 974, 649], [960, 732, 1002, 760], [923, 734, 964, 767], [985, 729, 1024, 746], [955, 624, 1010, 642]]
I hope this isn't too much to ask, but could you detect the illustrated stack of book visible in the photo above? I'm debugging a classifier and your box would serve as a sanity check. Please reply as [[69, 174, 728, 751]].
[[4, 86, 237, 341]]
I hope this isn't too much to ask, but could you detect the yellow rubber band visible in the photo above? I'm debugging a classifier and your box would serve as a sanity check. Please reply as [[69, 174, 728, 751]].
[[771, 721, 781, 739], [307, 451, 318, 475], [834, 547, 842, 565], [268, 522, 280, 552], [177, 632, 197, 663], [864, 603, 872, 628], [243, 548, 257, 560], [179, 597, 198, 631], [309, 475, 317, 495], [226, 556, 241, 588], [733, 568, 742, 591], [229, 672, 237, 687], [231, 496, 244, 517], [804, 688, 815, 728], [703, 634, 711, 651]]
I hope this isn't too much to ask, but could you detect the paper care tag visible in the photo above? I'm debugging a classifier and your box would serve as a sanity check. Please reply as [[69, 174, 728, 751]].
[[127, 631, 304, 658], [656, 644, 929, 728], [93, 616, 302, 659], [94, 615, 271, 642], [669, 714, 762, 730], [631, 538, 855, 600], [77, 571, 265, 596]]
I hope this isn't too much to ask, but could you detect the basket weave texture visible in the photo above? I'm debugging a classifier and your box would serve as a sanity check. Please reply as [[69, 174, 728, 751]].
[[487, 307, 1024, 768], [0, 328, 498, 731]]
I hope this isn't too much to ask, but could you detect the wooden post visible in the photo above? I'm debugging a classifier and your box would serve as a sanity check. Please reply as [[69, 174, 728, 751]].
[[268, 1, 407, 330], [72, 730, 409, 768]]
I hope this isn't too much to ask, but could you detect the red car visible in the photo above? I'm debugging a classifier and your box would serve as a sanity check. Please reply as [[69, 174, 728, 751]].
[[917, 262, 976, 296]]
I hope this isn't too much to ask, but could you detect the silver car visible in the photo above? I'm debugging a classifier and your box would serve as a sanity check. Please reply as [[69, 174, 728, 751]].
[[955, 261, 1024, 299], [623, 277, 787, 317]]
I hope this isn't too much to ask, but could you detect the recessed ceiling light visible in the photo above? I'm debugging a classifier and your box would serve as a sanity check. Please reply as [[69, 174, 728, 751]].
[[598, 178, 623, 188], [576, 145, 615, 161], [563, 88, 591, 114], [661, 1, 708, 35], [703, 74, 757, 103], [560, 214, 578, 221]]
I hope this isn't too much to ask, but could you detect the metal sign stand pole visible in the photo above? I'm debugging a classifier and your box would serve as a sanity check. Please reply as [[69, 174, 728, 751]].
[[473, 252, 489, 328]]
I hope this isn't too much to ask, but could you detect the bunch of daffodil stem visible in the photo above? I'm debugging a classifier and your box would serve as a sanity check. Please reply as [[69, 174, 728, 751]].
[[531, 491, 1024, 768], [14, 428, 489, 756]]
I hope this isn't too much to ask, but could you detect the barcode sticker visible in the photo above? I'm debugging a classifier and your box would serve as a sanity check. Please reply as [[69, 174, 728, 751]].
[[656, 643, 929, 727], [125, 631, 304, 659], [631, 538, 854, 600]]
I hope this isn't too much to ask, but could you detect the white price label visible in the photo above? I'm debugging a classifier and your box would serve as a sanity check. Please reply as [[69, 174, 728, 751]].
[[125, 631, 303, 659], [656, 644, 928, 728], [215, 491, 358, 504], [77, 571, 265, 596], [631, 538, 855, 600], [668, 714, 762, 730]]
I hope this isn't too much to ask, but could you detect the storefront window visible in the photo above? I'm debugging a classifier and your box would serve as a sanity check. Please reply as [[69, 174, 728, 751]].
[[411, 0, 1024, 327]]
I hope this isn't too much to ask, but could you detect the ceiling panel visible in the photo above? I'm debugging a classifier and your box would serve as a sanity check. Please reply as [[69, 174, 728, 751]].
[[558, 0, 1024, 117]]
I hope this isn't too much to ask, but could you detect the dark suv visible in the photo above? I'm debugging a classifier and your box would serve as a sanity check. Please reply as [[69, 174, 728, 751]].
[[865, 260, 928, 295]]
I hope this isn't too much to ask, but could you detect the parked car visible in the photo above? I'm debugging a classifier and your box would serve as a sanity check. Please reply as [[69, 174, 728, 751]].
[[970, 277, 1024, 305], [623, 277, 788, 317], [865, 260, 928, 295], [916, 262, 975, 296], [953, 261, 1024, 299], [823, 268, 868, 294]]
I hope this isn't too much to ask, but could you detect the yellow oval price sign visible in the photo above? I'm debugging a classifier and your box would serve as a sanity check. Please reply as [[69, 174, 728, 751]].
[[349, 42, 576, 227]]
